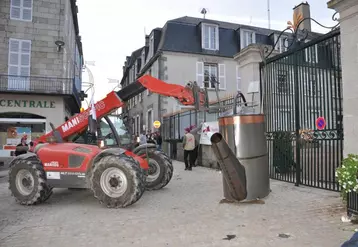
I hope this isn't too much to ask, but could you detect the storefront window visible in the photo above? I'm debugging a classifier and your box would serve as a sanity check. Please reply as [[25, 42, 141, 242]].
[[0, 123, 46, 152], [0, 112, 46, 156]]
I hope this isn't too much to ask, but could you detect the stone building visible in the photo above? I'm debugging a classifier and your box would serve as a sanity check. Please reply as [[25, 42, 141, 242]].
[[120, 2, 320, 139], [0, 0, 85, 160]]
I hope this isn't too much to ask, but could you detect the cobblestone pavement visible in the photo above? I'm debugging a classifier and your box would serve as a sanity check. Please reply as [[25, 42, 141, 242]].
[[0, 161, 356, 247]]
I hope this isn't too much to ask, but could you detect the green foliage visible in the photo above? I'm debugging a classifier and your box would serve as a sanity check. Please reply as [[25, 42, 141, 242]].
[[336, 154, 358, 201]]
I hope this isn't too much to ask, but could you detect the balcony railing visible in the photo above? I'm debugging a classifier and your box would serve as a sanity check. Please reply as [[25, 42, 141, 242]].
[[0, 74, 81, 106]]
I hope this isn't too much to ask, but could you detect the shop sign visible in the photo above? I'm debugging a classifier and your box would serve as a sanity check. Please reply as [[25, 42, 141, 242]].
[[0, 99, 56, 108]]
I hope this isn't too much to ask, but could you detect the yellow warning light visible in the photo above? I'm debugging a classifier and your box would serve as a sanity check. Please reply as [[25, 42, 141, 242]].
[[80, 107, 85, 112]]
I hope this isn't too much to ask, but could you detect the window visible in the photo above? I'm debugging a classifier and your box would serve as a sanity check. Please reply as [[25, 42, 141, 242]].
[[305, 44, 319, 63], [277, 70, 289, 94], [236, 66, 241, 91], [240, 30, 256, 49], [72, 118, 118, 147], [197, 62, 226, 90], [136, 115, 140, 134], [201, 23, 219, 50], [8, 39, 31, 90], [147, 69, 152, 96], [133, 63, 136, 79], [147, 109, 153, 133], [204, 64, 218, 89], [148, 35, 154, 61], [274, 34, 288, 53], [10, 0, 33, 21], [128, 67, 133, 84], [141, 50, 145, 69], [133, 93, 137, 105], [308, 74, 319, 96]]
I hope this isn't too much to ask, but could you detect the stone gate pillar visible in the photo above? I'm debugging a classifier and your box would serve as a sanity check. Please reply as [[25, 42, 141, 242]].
[[328, 0, 358, 156]]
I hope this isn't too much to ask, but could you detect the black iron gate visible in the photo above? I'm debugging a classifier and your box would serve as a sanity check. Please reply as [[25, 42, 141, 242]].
[[261, 29, 343, 192]]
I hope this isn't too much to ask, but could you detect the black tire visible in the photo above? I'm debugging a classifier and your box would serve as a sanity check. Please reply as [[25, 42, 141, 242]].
[[8, 156, 52, 205], [90, 154, 145, 208], [157, 152, 174, 186], [139, 150, 173, 191]]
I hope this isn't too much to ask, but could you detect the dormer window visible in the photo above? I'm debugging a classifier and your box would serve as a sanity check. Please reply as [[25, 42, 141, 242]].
[[240, 29, 256, 49], [141, 49, 145, 69], [201, 23, 219, 50], [274, 34, 288, 53], [148, 35, 154, 61]]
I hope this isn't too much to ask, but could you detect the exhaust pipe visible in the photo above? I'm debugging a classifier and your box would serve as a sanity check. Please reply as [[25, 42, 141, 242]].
[[210, 132, 247, 202]]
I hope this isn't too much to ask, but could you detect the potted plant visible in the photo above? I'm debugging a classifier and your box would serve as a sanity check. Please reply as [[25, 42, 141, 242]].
[[336, 154, 358, 201]]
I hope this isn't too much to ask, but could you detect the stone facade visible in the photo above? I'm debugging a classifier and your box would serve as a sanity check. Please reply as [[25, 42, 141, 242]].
[[328, 0, 358, 157], [0, 0, 78, 78]]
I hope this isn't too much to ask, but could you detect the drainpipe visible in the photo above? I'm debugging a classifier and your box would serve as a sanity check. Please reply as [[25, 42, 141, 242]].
[[158, 55, 162, 132]]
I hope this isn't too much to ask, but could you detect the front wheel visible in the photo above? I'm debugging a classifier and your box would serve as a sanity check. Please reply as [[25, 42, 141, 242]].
[[90, 154, 145, 208], [8, 157, 52, 205]]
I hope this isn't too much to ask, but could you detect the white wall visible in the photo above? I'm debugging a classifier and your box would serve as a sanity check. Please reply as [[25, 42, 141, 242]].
[[163, 51, 239, 115]]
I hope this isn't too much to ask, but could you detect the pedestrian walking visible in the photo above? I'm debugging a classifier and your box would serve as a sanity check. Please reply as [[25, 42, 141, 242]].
[[139, 131, 147, 145], [182, 128, 195, 170], [155, 132, 162, 151]]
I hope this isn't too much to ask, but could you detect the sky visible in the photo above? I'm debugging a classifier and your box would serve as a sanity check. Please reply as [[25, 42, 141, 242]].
[[77, 0, 338, 106]]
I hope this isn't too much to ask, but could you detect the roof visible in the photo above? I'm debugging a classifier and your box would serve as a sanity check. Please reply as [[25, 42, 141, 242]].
[[121, 15, 323, 84]]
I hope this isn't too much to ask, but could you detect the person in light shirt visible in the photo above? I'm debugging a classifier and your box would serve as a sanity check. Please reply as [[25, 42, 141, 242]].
[[182, 128, 195, 171]]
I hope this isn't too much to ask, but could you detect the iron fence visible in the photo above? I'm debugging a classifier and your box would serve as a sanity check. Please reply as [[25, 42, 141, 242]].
[[261, 29, 343, 192], [0, 74, 81, 106], [162, 96, 235, 141]]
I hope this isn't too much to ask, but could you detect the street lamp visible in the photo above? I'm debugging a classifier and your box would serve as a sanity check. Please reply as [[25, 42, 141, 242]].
[[108, 78, 121, 114]]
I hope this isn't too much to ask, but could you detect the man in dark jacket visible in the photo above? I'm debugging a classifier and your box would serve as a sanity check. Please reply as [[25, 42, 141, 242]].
[[155, 132, 162, 151], [15, 135, 29, 156]]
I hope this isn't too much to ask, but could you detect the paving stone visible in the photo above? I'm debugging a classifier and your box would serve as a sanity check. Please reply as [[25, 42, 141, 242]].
[[0, 161, 355, 247]]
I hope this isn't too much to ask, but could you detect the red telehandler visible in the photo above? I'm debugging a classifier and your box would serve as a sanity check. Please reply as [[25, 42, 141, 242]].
[[8, 75, 206, 208]]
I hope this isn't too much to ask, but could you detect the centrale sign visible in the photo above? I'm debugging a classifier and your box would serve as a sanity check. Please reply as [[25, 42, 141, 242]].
[[0, 99, 56, 108]]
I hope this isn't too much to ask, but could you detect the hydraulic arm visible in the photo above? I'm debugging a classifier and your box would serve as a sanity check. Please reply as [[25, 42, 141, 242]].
[[35, 75, 205, 144]]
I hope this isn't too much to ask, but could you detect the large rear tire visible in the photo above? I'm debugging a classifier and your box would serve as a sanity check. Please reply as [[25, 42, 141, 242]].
[[140, 150, 173, 191], [90, 154, 145, 208], [8, 156, 52, 205]]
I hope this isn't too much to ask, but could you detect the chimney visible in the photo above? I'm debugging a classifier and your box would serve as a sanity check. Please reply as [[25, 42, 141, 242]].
[[145, 35, 149, 46], [293, 1, 311, 32]]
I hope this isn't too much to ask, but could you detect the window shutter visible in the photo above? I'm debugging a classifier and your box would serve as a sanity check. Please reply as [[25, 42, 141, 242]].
[[201, 25, 205, 48], [236, 65, 241, 91], [218, 64, 226, 90], [8, 39, 20, 76], [252, 32, 256, 43], [215, 27, 219, 50], [196, 61, 204, 88], [20, 40, 31, 76]]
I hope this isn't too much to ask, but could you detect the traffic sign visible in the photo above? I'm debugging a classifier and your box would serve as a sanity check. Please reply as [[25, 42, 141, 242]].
[[153, 120, 161, 129], [316, 117, 326, 130]]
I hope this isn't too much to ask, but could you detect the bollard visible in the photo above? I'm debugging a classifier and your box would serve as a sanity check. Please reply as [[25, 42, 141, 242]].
[[218, 114, 270, 201]]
